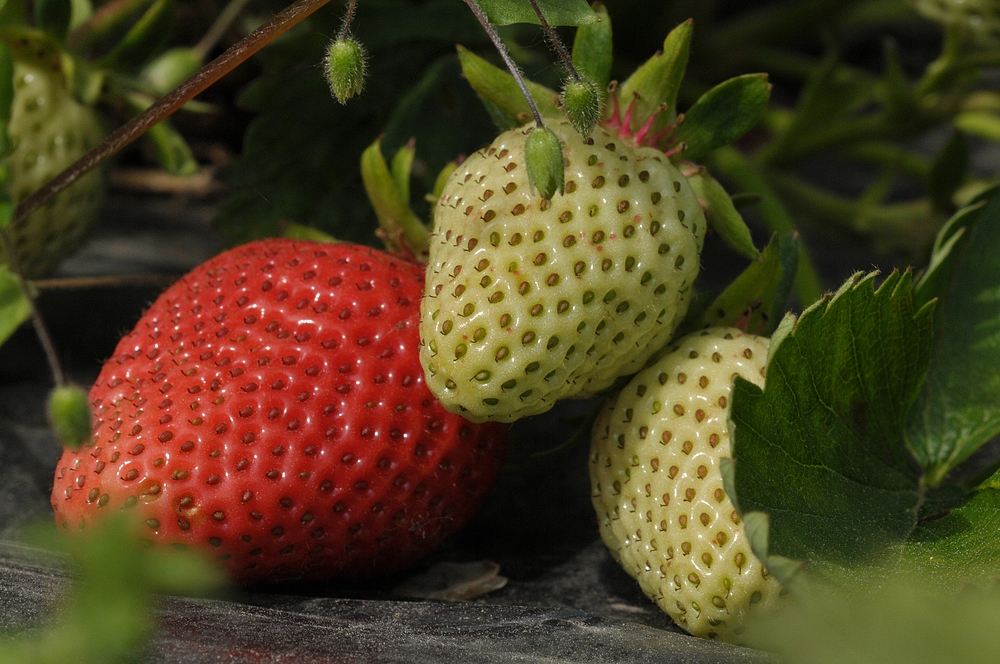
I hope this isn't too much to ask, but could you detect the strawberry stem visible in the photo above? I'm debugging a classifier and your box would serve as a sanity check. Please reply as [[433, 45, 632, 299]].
[[11, 0, 337, 228], [0, 230, 67, 387], [336, 0, 359, 41], [525, 0, 581, 83], [463, 0, 544, 127]]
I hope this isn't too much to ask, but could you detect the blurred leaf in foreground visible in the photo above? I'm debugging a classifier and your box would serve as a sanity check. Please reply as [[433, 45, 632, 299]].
[[0, 514, 225, 664]]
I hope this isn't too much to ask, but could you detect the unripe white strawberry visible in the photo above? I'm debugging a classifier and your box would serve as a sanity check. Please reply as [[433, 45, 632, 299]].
[[1, 56, 105, 278], [421, 117, 705, 423], [590, 327, 781, 641]]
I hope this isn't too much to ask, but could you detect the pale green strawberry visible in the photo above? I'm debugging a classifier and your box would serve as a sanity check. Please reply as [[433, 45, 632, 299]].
[[590, 327, 781, 641], [420, 117, 706, 423], [1, 55, 105, 278]]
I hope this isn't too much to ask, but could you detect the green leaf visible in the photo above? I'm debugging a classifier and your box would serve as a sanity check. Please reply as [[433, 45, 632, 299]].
[[900, 484, 1000, 590], [954, 111, 1000, 141], [672, 73, 771, 162], [684, 233, 797, 336], [0, 42, 12, 158], [457, 45, 560, 126], [685, 168, 759, 260], [34, 0, 71, 41], [0, 263, 29, 346], [571, 1, 611, 93], [729, 272, 934, 585], [95, 0, 174, 70], [928, 129, 970, 213], [907, 189, 1000, 484], [616, 19, 691, 133], [476, 0, 597, 27]]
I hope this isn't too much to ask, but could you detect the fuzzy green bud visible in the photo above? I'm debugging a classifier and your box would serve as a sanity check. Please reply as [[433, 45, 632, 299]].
[[47, 384, 92, 450], [525, 126, 564, 200], [324, 37, 368, 104], [561, 76, 602, 136]]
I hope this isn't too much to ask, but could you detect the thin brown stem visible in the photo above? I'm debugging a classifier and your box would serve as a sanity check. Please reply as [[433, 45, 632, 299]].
[[32, 274, 180, 290], [193, 0, 255, 60], [337, 0, 359, 40], [463, 0, 544, 127], [12, 0, 336, 229], [0, 230, 66, 385], [525, 0, 580, 81]]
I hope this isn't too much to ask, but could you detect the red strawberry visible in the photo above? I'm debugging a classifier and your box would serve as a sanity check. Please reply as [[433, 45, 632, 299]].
[[50, 239, 508, 584]]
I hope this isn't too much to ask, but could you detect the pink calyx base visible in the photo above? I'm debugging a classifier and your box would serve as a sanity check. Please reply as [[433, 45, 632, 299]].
[[603, 93, 683, 155]]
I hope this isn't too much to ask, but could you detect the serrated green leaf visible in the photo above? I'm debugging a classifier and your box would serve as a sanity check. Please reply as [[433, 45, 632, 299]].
[[672, 74, 770, 161], [685, 168, 759, 260], [616, 19, 691, 133], [571, 2, 611, 93], [457, 45, 560, 126], [0, 263, 29, 346], [684, 233, 796, 336], [907, 189, 1000, 484], [730, 271, 934, 585], [476, 0, 597, 27], [928, 129, 970, 213]]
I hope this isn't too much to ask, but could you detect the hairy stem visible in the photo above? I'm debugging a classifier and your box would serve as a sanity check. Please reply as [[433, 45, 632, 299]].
[[336, 0, 359, 41], [12, 0, 337, 228], [525, 0, 580, 81], [463, 0, 544, 127]]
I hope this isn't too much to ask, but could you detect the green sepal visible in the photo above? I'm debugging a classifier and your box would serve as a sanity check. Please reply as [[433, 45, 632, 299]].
[[524, 125, 564, 200], [281, 222, 339, 243], [476, 0, 597, 27], [615, 19, 691, 133], [0, 263, 30, 347], [682, 233, 797, 337], [94, 0, 174, 70], [671, 74, 771, 162], [927, 129, 970, 213], [457, 45, 559, 127], [141, 46, 202, 95], [571, 1, 611, 93], [954, 111, 1000, 141], [430, 160, 458, 204], [34, 0, 72, 42], [390, 139, 415, 204], [360, 136, 430, 258], [47, 384, 92, 450], [685, 167, 760, 260]]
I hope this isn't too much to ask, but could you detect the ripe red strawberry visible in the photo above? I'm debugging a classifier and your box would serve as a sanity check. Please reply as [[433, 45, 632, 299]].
[[50, 239, 508, 584]]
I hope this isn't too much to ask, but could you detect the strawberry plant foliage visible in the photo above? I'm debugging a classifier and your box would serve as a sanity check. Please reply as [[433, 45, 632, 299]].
[[908, 189, 1000, 485], [728, 271, 935, 585]]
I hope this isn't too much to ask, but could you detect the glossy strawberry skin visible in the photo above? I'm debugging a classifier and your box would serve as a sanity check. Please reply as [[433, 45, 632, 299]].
[[51, 239, 508, 584]]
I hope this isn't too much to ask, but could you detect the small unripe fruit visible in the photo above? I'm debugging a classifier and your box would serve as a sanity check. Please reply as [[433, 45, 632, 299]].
[[560, 76, 602, 136], [524, 126, 564, 200], [48, 384, 92, 450], [324, 37, 368, 104]]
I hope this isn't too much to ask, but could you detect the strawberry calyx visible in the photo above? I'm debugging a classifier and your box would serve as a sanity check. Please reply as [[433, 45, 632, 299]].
[[602, 89, 684, 155]]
